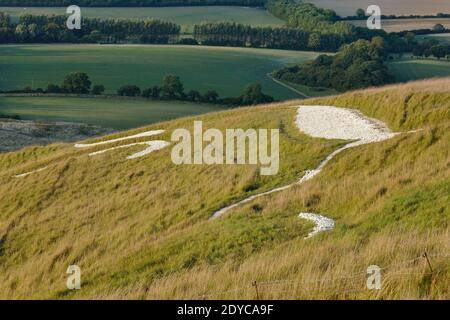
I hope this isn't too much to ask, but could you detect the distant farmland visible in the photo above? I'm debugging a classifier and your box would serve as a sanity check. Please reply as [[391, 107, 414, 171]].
[[0, 6, 284, 32], [0, 44, 321, 100], [0, 96, 226, 129], [309, 0, 450, 16], [349, 18, 450, 32]]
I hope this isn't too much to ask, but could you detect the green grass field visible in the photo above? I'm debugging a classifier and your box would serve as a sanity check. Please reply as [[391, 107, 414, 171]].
[[388, 58, 450, 82], [0, 44, 321, 100], [0, 6, 284, 32], [0, 96, 226, 129]]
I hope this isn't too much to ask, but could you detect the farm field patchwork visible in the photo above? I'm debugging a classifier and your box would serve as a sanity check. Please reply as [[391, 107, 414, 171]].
[[0, 6, 284, 32], [0, 45, 321, 100], [0, 96, 226, 129], [388, 59, 450, 83]]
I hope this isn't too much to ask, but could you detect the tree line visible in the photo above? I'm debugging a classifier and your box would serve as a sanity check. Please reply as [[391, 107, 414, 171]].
[[193, 22, 351, 52], [273, 37, 394, 91], [0, 0, 265, 6], [410, 38, 450, 60], [0, 12, 180, 44], [1, 72, 275, 107]]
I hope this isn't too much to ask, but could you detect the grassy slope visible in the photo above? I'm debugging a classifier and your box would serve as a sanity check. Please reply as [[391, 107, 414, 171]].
[[0, 45, 319, 100], [0, 78, 449, 299], [0, 6, 284, 32], [0, 96, 226, 129], [388, 59, 450, 83]]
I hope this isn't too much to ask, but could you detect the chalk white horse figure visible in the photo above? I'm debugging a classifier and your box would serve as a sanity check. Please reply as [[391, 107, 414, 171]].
[[15, 130, 169, 178], [74, 130, 170, 159]]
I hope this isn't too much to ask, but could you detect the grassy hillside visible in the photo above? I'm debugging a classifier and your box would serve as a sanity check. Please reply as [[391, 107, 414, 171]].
[[0, 6, 284, 32], [0, 96, 226, 129], [0, 45, 319, 100], [0, 78, 448, 299]]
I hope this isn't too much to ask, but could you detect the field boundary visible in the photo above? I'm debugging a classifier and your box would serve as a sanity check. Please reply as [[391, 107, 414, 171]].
[[266, 73, 310, 98]]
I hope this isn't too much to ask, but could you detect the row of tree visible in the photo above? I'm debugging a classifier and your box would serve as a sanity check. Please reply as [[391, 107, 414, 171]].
[[0, 0, 265, 6], [3, 72, 275, 106], [411, 40, 450, 60], [343, 9, 450, 21], [0, 13, 180, 44], [117, 75, 274, 106], [193, 22, 354, 52], [273, 37, 394, 92]]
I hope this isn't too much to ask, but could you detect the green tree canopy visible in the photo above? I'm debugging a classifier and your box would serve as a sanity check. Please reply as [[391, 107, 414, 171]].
[[62, 72, 92, 94], [162, 75, 184, 98]]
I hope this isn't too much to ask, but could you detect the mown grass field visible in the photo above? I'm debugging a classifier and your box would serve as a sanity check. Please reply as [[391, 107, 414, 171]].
[[0, 45, 320, 100], [0, 6, 284, 32], [0, 78, 448, 299], [388, 58, 450, 83], [0, 96, 226, 129]]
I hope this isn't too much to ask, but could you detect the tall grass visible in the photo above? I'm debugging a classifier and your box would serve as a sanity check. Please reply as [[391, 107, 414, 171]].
[[0, 78, 448, 299]]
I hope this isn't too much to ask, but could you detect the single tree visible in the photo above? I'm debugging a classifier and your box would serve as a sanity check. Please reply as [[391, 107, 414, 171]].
[[161, 75, 184, 99], [62, 72, 91, 94], [91, 84, 105, 95], [186, 90, 202, 102], [117, 85, 141, 97], [202, 90, 219, 103], [432, 24, 446, 32], [356, 8, 366, 19]]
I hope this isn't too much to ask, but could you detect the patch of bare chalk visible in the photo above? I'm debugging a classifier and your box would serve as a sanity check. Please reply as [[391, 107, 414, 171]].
[[14, 166, 48, 178], [88, 141, 170, 159], [75, 129, 170, 159], [299, 212, 335, 239], [74, 130, 165, 148]]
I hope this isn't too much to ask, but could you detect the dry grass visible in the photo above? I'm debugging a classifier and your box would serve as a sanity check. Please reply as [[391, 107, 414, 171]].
[[0, 78, 448, 299]]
